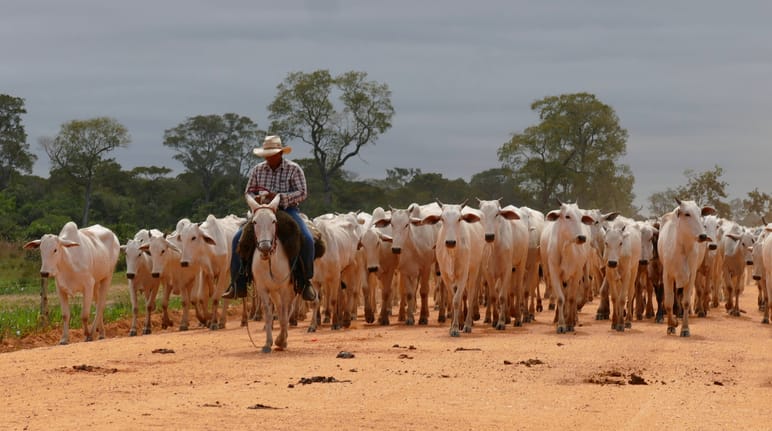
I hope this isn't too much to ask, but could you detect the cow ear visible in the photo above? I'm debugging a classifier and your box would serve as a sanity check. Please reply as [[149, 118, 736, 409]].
[[373, 218, 390, 228], [462, 213, 481, 224], [498, 208, 520, 220], [61, 240, 80, 248], [581, 215, 595, 226], [546, 211, 560, 221], [201, 233, 217, 246], [725, 233, 740, 241], [421, 215, 442, 225], [120, 244, 127, 251], [603, 212, 620, 222], [23, 240, 41, 249], [378, 232, 393, 243], [701, 206, 717, 216]]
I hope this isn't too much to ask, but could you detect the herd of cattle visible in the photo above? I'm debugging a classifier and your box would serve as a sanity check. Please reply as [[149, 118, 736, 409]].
[[21, 196, 772, 351]]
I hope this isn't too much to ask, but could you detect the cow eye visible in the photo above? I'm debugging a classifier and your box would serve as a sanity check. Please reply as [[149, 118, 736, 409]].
[[566, 215, 571, 220], [685, 213, 691, 217]]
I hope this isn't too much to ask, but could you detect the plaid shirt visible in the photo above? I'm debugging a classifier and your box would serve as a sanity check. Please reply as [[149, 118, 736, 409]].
[[244, 158, 308, 209]]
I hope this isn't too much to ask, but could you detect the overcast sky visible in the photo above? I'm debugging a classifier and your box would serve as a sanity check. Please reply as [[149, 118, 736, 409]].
[[3, 1, 771, 211]]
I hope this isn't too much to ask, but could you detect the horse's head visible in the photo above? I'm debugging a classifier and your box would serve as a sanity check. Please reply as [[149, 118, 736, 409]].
[[246, 193, 282, 260]]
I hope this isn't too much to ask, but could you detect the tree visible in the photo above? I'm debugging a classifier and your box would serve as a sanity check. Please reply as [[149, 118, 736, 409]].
[[647, 165, 731, 218], [41, 117, 130, 226], [268, 70, 395, 208], [163, 113, 260, 207], [739, 188, 772, 226], [497, 93, 634, 213], [0, 94, 36, 190]]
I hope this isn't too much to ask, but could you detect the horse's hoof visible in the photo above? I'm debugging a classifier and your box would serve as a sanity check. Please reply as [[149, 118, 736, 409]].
[[261, 346, 272, 353]]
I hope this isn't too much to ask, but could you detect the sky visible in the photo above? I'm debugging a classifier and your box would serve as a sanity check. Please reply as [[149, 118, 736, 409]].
[[3, 1, 771, 211]]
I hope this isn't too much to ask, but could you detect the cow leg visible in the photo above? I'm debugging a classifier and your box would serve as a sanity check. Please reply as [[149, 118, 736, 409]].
[[731, 282, 741, 317], [143, 290, 155, 335], [596, 278, 610, 320], [179, 285, 191, 331], [404, 274, 419, 326], [764, 277, 772, 324], [128, 282, 139, 336], [418, 271, 431, 325], [449, 280, 463, 337], [554, 280, 567, 334], [56, 289, 71, 345], [81, 287, 94, 342], [663, 277, 677, 334], [378, 273, 393, 326], [436, 277, 448, 323], [161, 285, 174, 329], [495, 279, 508, 331]]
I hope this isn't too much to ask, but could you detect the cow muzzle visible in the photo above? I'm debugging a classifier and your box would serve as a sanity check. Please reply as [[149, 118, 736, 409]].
[[708, 243, 718, 250], [746, 260, 754, 266], [445, 240, 457, 248], [607, 260, 618, 268], [576, 235, 587, 244], [40, 271, 50, 278], [639, 259, 649, 266], [126, 273, 135, 280], [151, 273, 160, 278], [391, 247, 402, 255], [180, 261, 189, 268], [485, 234, 495, 243], [753, 275, 762, 281], [368, 266, 378, 273]]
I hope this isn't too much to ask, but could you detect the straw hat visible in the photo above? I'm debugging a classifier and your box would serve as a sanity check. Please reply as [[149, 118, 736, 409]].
[[253, 135, 292, 158]]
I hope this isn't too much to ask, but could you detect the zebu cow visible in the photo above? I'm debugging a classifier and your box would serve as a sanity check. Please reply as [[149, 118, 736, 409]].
[[633, 221, 658, 320], [373, 203, 439, 326], [246, 194, 297, 352], [477, 200, 528, 329], [694, 215, 721, 316], [760, 225, 772, 324], [601, 217, 641, 331], [720, 222, 755, 317], [311, 212, 361, 330], [24, 222, 120, 344], [359, 207, 399, 324], [178, 214, 242, 329], [752, 227, 769, 319], [518, 207, 545, 322], [540, 202, 595, 333], [657, 198, 716, 337], [421, 203, 485, 336], [140, 233, 198, 331], [122, 232, 162, 336]]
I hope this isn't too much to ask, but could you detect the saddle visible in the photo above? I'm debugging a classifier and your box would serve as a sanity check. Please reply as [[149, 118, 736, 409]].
[[237, 210, 325, 266]]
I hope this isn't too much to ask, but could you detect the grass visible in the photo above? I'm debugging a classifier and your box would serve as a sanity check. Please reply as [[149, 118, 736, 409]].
[[0, 241, 185, 342]]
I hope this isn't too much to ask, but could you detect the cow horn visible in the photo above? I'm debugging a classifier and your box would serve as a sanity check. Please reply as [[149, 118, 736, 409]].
[[675, 197, 682, 205], [762, 215, 768, 225]]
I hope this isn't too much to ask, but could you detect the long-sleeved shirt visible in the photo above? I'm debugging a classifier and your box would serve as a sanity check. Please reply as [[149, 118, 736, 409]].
[[244, 158, 308, 209]]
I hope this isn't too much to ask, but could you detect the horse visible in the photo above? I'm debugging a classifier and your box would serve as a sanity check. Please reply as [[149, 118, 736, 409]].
[[246, 194, 298, 353]]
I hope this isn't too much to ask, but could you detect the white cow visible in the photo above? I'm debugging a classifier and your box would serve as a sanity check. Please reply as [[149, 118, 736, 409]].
[[140, 232, 198, 331], [657, 198, 716, 337], [518, 206, 545, 322], [601, 217, 641, 332], [752, 227, 768, 319], [694, 214, 722, 316], [178, 214, 242, 329], [372, 202, 439, 326], [359, 207, 399, 324], [24, 222, 120, 344], [540, 202, 595, 333], [760, 225, 772, 324], [421, 203, 485, 336], [477, 200, 528, 329], [310, 212, 361, 330], [720, 222, 755, 317], [122, 235, 161, 336], [632, 220, 658, 320]]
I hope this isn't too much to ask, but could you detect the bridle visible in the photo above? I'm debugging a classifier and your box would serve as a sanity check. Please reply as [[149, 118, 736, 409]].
[[250, 204, 291, 284]]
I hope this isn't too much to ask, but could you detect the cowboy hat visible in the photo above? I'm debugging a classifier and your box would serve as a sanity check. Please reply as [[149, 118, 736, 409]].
[[253, 135, 292, 158]]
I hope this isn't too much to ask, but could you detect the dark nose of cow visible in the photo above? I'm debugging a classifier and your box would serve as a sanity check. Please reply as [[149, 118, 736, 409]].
[[126, 273, 135, 280], [708, 243, 718, 250], [485, 234, 495, 243], [151, 273, 160, 278], [576, 235, 587, 244], [392, 247, 401, 255], [639, 259, 649, 266], [607, 260, 618, 268], [180, 261, 189, 268], [746, 260, 754, 266], [368, 267, 378, 273], [445, 240, 457, 248], [40, 271, 49, 278], [698, 234, 708, 242], [753, 275, 762, 281]]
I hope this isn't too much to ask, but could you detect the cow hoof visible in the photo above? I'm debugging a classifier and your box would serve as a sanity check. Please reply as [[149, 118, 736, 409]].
[[514, 320, 522, 327], [331, 324, 341, 330], [323, 317, 331, 324], [548, 304, 556, 311], [731, 310, 741, 317], [495, 322, 506, 330], [365, 316, 375, 324], [615, 324, 624, 332], [419, 317, 428, 325], [85, 336, 94, 342], [762, 318, 770, 324], [59, 339, 68, 345], [566, 325, 575, 332], [307, 326, 317, 333], [261, 346, 272, 353], [406, 318, 415, 326], [179, 325, 188, 331], [595, 313, 604, 321], [129, 329, 137, 336], [556, 326, 566, 334], [697, 311, 706, 318], [241, 320, 248, 327], [625, 322, 632, 329], [379, 318, 390, 326], [463, 325, 472, 333], [437, 316, 446, 323], [536, 305, 543, 312], [142, 328, 151, 335], [655, 317, 664, 324], [680, 329, 690, 337], [450, 328, 460, 337], [484, 317, 492, 324], [667, 326, 676, 335]]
